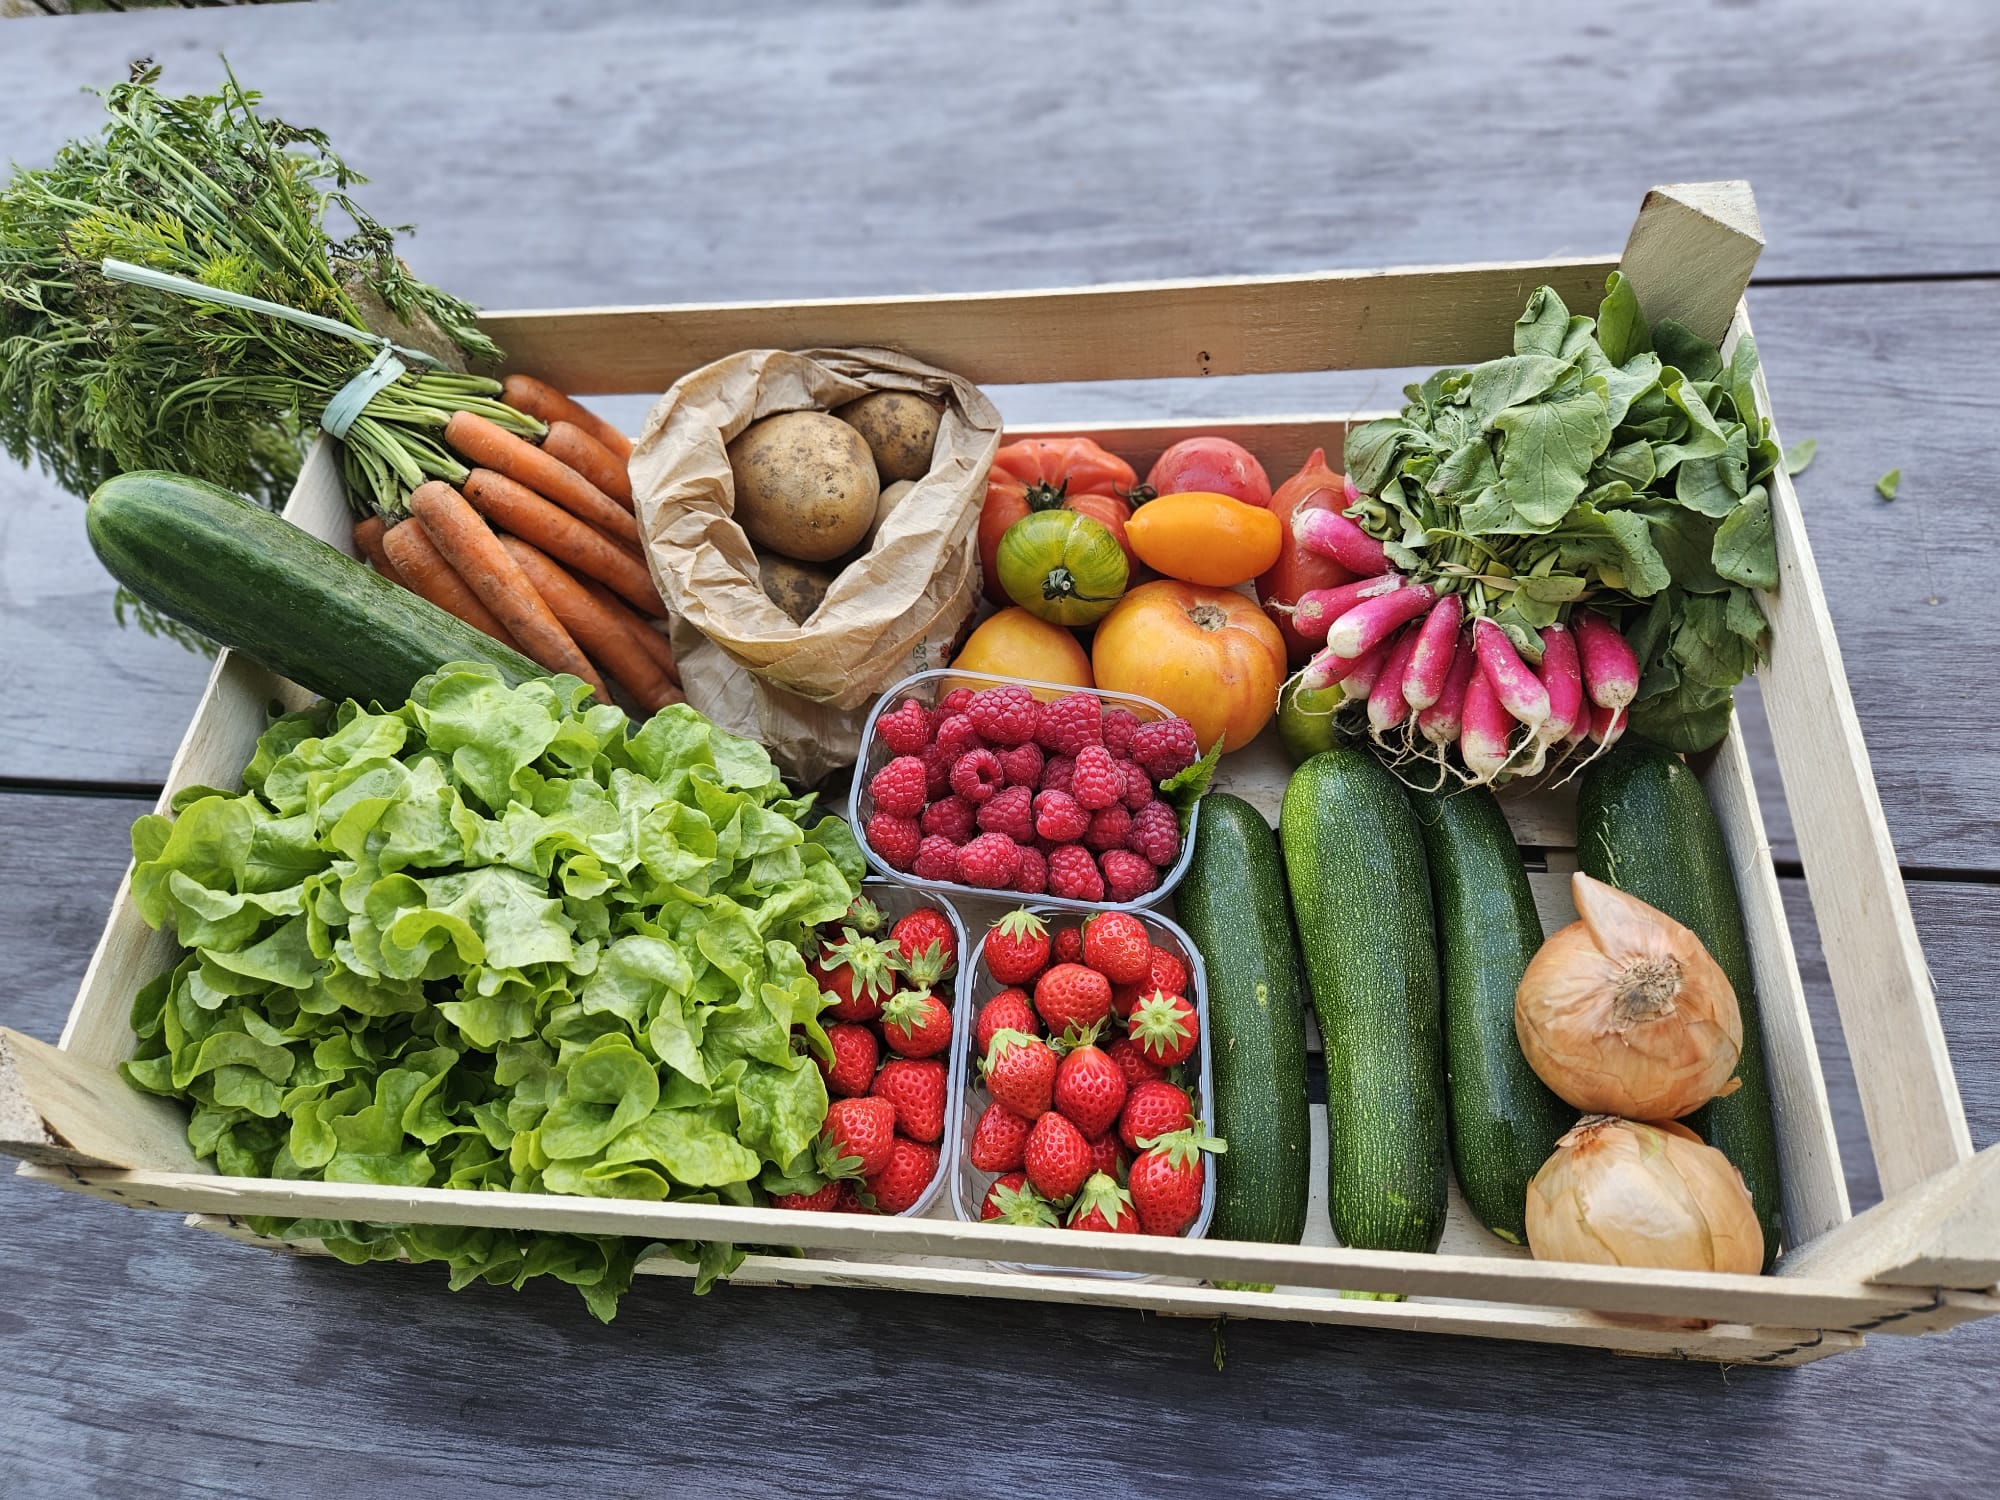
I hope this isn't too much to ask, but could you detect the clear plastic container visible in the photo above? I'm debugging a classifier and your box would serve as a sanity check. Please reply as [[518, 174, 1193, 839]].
[[845, 878, 972, 1218], [848, 668, 1202, 915], [946, 905, 1216, 1271]]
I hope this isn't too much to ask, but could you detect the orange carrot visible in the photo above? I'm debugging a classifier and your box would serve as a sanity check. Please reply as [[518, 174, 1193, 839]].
[[444, 409, 640, 548], [499, 537, 682, 713], [461, 467, 666, 615], [352, 514, 406, 584], [575, 573, 679, 684], [380, 518, 520, 649], [543, 419, 633, 510], [407, 481, 608, 697], [501, 373, 632, 461]]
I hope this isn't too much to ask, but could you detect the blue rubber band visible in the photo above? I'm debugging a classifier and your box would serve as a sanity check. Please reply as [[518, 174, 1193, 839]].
[[320, 347, 410, 439]]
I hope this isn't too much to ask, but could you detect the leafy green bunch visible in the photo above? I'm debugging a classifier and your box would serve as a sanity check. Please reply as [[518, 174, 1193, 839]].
[[1344, 273, 1780, 751], [122, 665, 864, 1320]]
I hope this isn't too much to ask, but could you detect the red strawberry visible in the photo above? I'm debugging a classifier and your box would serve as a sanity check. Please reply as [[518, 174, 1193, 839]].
[[984, 908, 1050, 985], [983, 1029, 1057, 1118], [1118, 1080, 1193, 1153], [1035, 691, 1104, 756], [997, 741, 1044, 788], [1045, 845, 1104, 902], [980, 1171, 1057, 1226], [1126, 799, 1180, 865], [958, 831, 1022, 889], [1101, 707, 1140, 757], [812, 928, 902, 1022], [1039, 754, 1076, 795], [829, 1181, 867, 1213], [1127, 990, 1199, 1067], [818, 1021, 879, 1097], [1083, 803, 1132, 854], [1052, 1042, 1128, 1138], [1126, 1128, 1222, 1235], [876, 696, 935, 755], [977, 784, 1036, 843], [1101, 848, 1159, 903], [1118, 757, 1156, 811], [1085, 1130, 1129, 1182], [1033, 962, 1112, 1039], [867, 755, 929, 818], [1081, 911, 1151, 983], [938, 686, 976, 718], [1013, 845, 1048, 894], [865, 811, 921, 871], [871, 1057, 947, 1142], [975, 988, 1039, 1054], [1023, 1110, 1094, 1201], [933, 712, 984, 761], [770, 1181, 844, 1212], [1033, 789, 1091, 843], [969, 1101, 1032, 1172], [1071, 745, 1124, 810], [912, 834, 962, 883], [865, 1136, 940, 1215], [921, 793, 978, 844], [879, 990, 953, 1059], [1111, 946, 1191, 1021], [1067, 1170, 1140, 1233], [967, 684, 1040, 745], [1052, 926, 1085, 965], [1105, 1034, 1167, 1088], [890, 906, 958, 975], [950, 747, 1005, 804], [821, 1096, 897, 1177]]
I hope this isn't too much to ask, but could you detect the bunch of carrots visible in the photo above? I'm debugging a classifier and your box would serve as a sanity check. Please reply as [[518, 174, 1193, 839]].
[[350, 374, 683, 714]]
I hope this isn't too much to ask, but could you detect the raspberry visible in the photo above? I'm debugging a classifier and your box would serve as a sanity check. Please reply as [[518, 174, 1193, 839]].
[[1102, 708, 1140, 757], [921, 794, 978, 845], [977, 784, 1036, 843], [865, 811, 921, 870], [876, 696, 934, 756], [1033, 788, 1090, 843], [997, 741, 1044, 788], [921, 742, 953, 799], [1127, 800, 1180, 867], [1012, 844, 1048, 894], [1118, 757, 1155, 810], [1132, 718, 1199, 780], [913, 835, 962, 883], [1071, 745, 1123, 811], [950, 747, 1005, 803], [1101, 849, 1158, 903], [868, 755, 928, 818], [1039, 755, 1075, 795], [967, 685, 1041, 746], [1084, 803, 1132, 853], [934, 713, 985, 762], [938, 687, 975, 717], [1035, 692, 1103, 756], [958, 831, 1022, 889], [1046, 844, 1105, 902]]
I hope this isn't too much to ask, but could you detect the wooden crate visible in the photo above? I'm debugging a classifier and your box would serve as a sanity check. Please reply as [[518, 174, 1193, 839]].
[[6, 183, 1996, 1365]]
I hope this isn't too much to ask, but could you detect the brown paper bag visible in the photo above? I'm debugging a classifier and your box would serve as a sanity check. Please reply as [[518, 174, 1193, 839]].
[[629, 347, 1001, 782]]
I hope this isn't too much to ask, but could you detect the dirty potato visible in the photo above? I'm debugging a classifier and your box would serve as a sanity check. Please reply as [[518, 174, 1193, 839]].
[[758, 554, 840, 624], [835, 391, 941, 482], [868, 479, 917, 543], [729, 411, 878, 561]]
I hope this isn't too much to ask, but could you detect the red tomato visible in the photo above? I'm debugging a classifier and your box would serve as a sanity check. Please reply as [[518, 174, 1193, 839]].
[[1143, 437, 1273, 508], [1257, 447, 1356, 667]]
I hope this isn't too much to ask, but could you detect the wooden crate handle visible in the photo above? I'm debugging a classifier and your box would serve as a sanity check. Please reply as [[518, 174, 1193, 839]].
[[0, 1027, 203, 1174]]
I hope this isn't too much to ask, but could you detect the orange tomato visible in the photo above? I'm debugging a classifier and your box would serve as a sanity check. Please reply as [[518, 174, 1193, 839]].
[[950, 607, 1094, 688], [1123, 491, 1283, 587], [1091, 581, 1287, 753]]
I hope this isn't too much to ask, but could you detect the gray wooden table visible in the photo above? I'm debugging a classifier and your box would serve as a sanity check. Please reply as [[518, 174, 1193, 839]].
[[3, 2, 1997, 1494]]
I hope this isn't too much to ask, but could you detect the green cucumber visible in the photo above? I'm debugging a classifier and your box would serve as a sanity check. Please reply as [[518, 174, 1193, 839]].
[[1408, 785, 1574, 1246], [88, 471, 541, 706], [1280, 749, 1447, 1253], [1176, 793, 1309, 1247], [1576, 740, 1784, 1267]]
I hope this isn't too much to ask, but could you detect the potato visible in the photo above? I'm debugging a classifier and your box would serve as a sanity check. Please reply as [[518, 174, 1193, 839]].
[[759, 554, 839, 624], [868, 479, 917, 543], [836, 391, 941, 482], [729, 411, 878, 562]]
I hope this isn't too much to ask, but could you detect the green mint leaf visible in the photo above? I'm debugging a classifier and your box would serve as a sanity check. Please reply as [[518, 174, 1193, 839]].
[[1876, 468, 1901, 500], [1783, 438, 1817, 475], [1164, 736, 1224, 832]]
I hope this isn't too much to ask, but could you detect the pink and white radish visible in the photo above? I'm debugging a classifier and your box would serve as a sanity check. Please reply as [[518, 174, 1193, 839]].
[[1472, 618, 1550, 733], [1416, 634, 1478, 747], [1292, 505, 1393, 577], [1325, 581, 1435, 660], [1460, 665, 1515, 781], [1288, 576, 1403, 643], [1368, 625, 1422, 738], [1535, 624, 1583, 746], [1402, 593, 1465, 711], [1588, 701, 1627, 747], [1572, 607, 1639, 711], [1337, 638, 1394, 700]]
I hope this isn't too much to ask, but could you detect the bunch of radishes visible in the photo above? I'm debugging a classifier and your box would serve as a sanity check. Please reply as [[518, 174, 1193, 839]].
[[1286, 498, 1641, 786]]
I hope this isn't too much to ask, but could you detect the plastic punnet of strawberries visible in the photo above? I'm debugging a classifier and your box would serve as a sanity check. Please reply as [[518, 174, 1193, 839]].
[[969, 908, 1224, 1237], [862, 684, 1204, 903], [768, 895, 960, 1216]]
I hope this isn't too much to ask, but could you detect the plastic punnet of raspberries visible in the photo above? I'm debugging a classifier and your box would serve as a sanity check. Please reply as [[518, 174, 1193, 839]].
[[1101, 848, 1158, 903], [1070, 746, 1124, 811], [877, 697, 934, 756], [958, 831, 1022, 889], [1131, 718, 1199, 780], [868, 755, 929, 818], [977, 784, 1036, 844], [1046, 844, 1106, 902], [1035, 691, 1103, 756], [866, 811, 922, 870], [967, 685, 1040, 746], [1126, 800, 1180, 867]]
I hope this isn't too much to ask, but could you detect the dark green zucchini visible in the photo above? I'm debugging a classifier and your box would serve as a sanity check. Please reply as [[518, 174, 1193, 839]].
[[88, 471, 542, 706], [1176, 792, 1309, 1246], [1280, 749, 1447, 1254], [1408, 785, 1574, 1246], [1576, 739, 1784, 1267]]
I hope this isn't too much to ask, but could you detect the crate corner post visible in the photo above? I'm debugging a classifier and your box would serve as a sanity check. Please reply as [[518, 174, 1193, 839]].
[[1618, 179, 1764, 343], [0, 1027, 204, 1175]]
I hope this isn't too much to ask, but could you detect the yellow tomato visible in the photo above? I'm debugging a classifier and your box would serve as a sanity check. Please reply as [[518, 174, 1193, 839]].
[[949, 607, 1094, 689], [1124, 490, 1284, 587], [1092, 581, 1286, 753]]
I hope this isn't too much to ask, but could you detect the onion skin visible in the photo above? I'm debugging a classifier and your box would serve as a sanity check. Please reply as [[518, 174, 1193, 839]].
[[1526, 1115, 1762, 1276], [1514, 874, 1743, 1119]]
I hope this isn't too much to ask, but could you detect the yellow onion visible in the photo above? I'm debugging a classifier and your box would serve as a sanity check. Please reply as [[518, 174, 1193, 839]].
[[1526, 1115, 1762, 1275], [1514, 872, 1742, 1119]]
